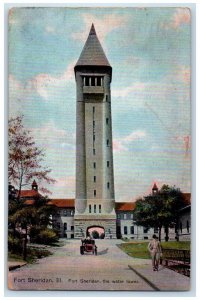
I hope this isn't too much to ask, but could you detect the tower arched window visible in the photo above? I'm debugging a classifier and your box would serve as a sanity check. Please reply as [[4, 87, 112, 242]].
[[89, 205, 91, 213], [94, 204, 96, 213]]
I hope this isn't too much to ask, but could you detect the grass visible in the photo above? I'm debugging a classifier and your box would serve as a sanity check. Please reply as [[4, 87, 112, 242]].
[[118, 241, 190, 259]]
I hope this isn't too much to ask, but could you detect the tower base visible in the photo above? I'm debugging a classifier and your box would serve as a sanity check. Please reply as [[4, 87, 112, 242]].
[[74, 215, 116, 239]]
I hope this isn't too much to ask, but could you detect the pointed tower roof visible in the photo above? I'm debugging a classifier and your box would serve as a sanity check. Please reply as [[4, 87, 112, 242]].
[[152, 183, 158, 190], [75, 24, 111, 68]]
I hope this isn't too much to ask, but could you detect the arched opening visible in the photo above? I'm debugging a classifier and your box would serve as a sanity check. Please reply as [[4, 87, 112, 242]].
[[86, 226, 105, 239]]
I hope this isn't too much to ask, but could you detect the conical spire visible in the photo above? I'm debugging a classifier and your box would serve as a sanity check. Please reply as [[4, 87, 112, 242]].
[[75, 24, 111, 68], [89, 23, 96, 35]]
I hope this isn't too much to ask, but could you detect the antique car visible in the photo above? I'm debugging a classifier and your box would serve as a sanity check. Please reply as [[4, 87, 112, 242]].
[[80, 238, 97, 255]]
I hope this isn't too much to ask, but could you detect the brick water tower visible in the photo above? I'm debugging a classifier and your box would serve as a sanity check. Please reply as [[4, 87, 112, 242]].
[[74, 24, 116, 238]]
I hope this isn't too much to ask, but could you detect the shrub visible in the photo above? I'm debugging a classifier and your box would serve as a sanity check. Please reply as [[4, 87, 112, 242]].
[[8, 235, 22, 254], [31, 228, 58, 245], [100, 233, 105, 239], [91, 230, 99, 239]]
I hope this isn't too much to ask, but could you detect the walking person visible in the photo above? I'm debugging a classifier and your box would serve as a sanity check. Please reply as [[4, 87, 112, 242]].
[[148, 234, 162, 271]]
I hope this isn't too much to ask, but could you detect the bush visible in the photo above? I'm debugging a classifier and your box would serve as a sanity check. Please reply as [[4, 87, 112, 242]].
[[100, 233, 105, 239], [29, 227, 58, 245], [38, 229, 58, 244], [8, 235, 22, 254], [29, 226, 41, 243], [91, 230, 99, 239]]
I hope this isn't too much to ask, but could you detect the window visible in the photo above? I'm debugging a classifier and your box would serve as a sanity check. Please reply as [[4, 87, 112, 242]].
[[99, 205, 101, 213], [107, 182, 110, 189], [64, 223, 67, 230], [85, 76, 90, 86], [106, 95, 108, 102], [143, 227, 148, 233], [71, 226, 74, 231], [94, 204, 96, 213], [131, 214, 133, 219], [93, 135, 95, 142], [187, 220, 190, 233], [71, 234, 74, 239], [107, 161, 110, 167], [93, 106, 95, 113], [94, 190, 96, 197], [93, 121, 95, 127], [91, 77, 95, 86], [124, 226, 128, 235], [97, 77, 102, 86], [180, 222, 182, 233], [124, 213, 127, 220], [107, 139, 109, 146], [131, 226, 134, 234], [63, 210, 67, 216], [93, 162, 96, 169], [94, 176, 96, 183], [71, 210, 74, 216], [117, 214, 121, 219], [89, 205, 91, 213], [154, 228, 158, 233], [93, 149, 95, 155], [106, 118, 109, 125]]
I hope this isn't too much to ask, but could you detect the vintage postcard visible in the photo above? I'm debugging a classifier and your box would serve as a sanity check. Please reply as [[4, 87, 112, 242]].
[[8, 7, 191, 291]]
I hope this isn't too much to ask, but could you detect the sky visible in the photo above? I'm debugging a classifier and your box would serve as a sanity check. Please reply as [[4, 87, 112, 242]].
[[8, 7, 191, 201]]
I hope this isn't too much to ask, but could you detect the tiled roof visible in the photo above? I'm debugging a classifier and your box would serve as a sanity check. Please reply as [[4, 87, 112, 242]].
[[48, 199, 75, 208], [24, 199, 36, 205], [115, 202, 136, 211], [18, 190, 41, 198], [75, 24, 111, 68]]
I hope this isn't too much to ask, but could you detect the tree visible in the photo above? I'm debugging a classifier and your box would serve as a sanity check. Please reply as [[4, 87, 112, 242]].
[[8, 115, 55, 200], [133, 185, 186, 241], [8, 116, 57, 256]]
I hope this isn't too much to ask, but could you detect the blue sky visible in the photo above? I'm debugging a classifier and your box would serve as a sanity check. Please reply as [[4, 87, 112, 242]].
[[9, 7, 191, 201]]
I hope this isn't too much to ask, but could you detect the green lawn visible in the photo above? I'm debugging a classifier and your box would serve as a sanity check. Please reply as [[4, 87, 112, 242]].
[[118, 241, 190, 259]]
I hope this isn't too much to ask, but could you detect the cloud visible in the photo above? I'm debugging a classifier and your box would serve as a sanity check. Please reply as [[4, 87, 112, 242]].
[[172, 8, 191, 29], [72, 13, 127, 42], [161, 8, 191, 30], [112, 82, 145, 98], [113, 130, 146, 153], [28, 60, 76, 100], [45, 26, 55, 34], [9, 60, 76, 103], [176, 65, 190, 84], [55, 175, 75, 190], [30, 121, 75, 150]]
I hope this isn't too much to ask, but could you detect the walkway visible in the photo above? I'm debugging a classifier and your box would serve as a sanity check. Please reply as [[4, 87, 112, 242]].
[[8, 239, 190, 291]]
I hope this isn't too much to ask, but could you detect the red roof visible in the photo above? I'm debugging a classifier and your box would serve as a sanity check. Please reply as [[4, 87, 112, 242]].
[[152, 183, 158, 190], [115, 202, 136, 211], [24, 199, 36, 205], [18, 190, 41, 198], [48, 199, 75, 208]]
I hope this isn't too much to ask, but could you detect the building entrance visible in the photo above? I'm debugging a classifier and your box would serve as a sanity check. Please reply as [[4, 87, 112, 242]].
[[86, 226, 105, 239]]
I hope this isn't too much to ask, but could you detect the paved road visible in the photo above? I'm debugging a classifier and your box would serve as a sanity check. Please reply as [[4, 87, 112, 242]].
[[8, 239, 154, 291]]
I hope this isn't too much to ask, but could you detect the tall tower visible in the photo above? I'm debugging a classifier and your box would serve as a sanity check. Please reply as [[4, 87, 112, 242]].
[[74, 24, 116, 238]]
